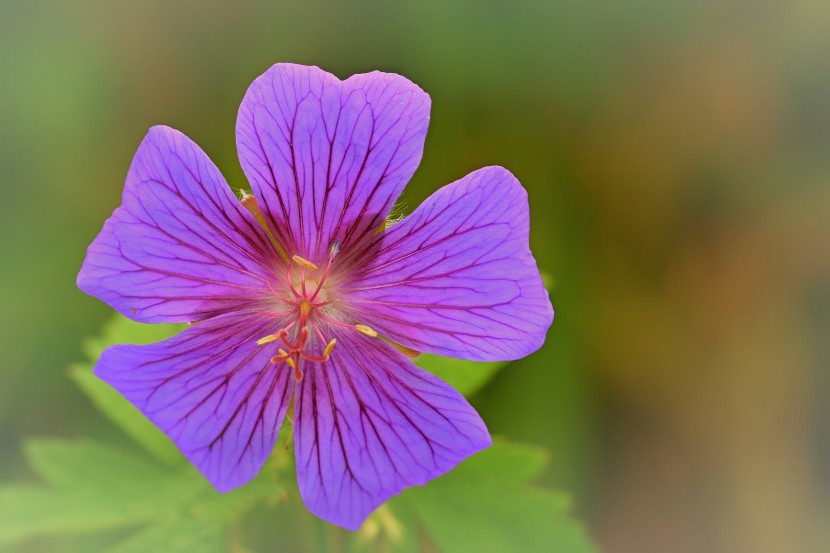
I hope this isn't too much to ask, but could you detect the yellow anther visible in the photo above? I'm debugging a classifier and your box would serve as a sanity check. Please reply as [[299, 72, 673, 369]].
[[285, 357, 296, 370], [355, 324, 378, 338], [278, 348, 289, 357], [292, 255, 318, 271], [384, 338, 420, 359], [240, 190, 289, 262], [256, 334, 279, 346], [323, 338, 337, 357], [374, 219, 388, 236]]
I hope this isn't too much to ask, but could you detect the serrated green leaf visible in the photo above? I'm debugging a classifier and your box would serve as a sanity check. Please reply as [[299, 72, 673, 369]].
[[391, 441, 597, 553], [0, 439, 285, 550], [70, 315, 184, 464], [0, 441, 205, 547], [414, 354, 507, 397]]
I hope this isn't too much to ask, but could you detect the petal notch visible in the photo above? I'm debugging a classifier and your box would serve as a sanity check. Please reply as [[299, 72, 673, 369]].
[[236, 63, 431, 261]]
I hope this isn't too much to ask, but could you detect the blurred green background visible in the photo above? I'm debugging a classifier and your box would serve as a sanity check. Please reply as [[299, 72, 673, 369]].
[[1, 0, 828, 552]]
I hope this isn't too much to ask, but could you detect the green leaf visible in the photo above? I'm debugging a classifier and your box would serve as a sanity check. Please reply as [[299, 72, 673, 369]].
[[80, 314, 185, 362], [24, 438, 173, 488], [0, 439, 284, 550], [104, 516, 228, 553], [414, 354, 507, 397], [69, 314, 184, 464], [390, 441, 597, 553]]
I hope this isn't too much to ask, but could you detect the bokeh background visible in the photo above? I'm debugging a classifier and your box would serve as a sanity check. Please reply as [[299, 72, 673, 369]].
[[1, 0, 828, 552]]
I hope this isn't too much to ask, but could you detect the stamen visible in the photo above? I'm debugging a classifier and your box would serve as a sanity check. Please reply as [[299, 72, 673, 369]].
[[314, 313, 380, 338], [292, 255, 318, 271], [239, 190, 289, 262], [257, 334, 279, 346], [329, 239, 341, 257], [384, 339, 420, 359], [256, 325, 293, 347], [253, 238, 357, 374], [355, 324, 378, 338], [323, 338, 337, 356], [374, 219, 388, 235]]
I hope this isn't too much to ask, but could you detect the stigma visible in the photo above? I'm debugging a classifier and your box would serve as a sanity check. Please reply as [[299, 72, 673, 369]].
[[254, 241, 377, 382]]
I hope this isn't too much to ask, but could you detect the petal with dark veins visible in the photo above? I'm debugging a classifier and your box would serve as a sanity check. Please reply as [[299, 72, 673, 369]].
[[294, 331, 491, 530], [78, 126, 278, 324], [344, 166, 553, 361], [94, 311, 293, 492], [236, 63, 430, 262]]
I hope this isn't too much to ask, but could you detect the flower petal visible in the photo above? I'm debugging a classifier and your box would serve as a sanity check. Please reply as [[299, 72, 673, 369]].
[[344, 167, 553, 361], [236, 63, 430, 261], [294, 331, 490, 530], [94, 311, 293, 492], [78, 125, 278, 324]]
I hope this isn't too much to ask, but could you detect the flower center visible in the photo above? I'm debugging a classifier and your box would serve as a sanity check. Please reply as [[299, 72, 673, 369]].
[[240, 190, 379, 381], [254, 240, 377, 382]]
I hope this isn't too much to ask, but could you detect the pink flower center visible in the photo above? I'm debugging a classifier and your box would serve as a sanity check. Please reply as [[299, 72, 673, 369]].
[[255, 241, 377, 382], [240, 191, 378, 381]]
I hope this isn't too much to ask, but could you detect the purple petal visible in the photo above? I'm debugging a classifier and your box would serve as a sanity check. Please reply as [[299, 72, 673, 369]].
[[236, 63, 430, 262], [344, 167, 553, 361], [94, 311, 292, 492], [294, 331, 491, 530], [78, 126, 278, 324]]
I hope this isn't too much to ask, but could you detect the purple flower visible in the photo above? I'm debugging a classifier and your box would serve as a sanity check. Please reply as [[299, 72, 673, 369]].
[[77, 63, 553, 530]]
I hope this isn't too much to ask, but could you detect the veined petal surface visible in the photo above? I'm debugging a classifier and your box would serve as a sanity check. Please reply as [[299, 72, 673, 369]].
[[345, 167, 553, 361], [78, 126, 278, 324], [236, 63, 430, 261], [294, 331, 491, 530], [94, 311, 293, 492]]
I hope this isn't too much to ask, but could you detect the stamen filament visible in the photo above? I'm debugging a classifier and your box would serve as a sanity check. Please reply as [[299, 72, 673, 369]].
[[266, 281, 294, 304], [309, 247, 337, 302], [286, 265, 302, 299], [254, 309, 295, 318]]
